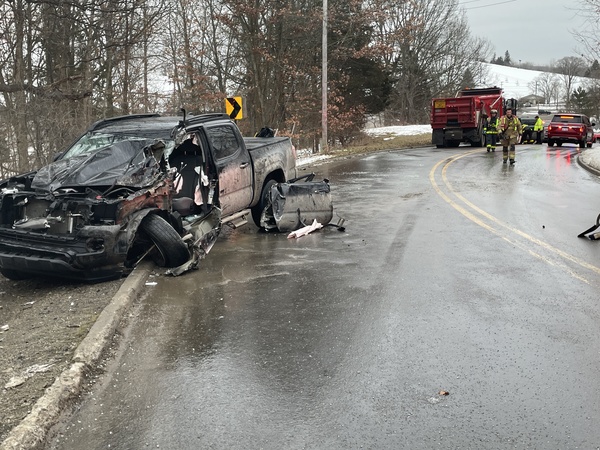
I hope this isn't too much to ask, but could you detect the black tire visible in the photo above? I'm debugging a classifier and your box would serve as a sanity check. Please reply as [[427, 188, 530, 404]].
[[556, 142, 563, 147], [579, 140, 586, 148], [588, 142, 593, 148], [547, 139, 554, 147], [251, 179, 277, 227], [140, 214, 189, 267], [0, 268, 31, 280], [470, 129, 484, 147], [436, 144, 445, 148]]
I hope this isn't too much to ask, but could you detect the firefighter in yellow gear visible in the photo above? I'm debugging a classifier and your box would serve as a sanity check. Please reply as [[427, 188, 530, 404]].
[[483, 109, 500, 152], [518, 119, 534, 144], [499, 108, 522, 165], [533, 115, 544, 144]]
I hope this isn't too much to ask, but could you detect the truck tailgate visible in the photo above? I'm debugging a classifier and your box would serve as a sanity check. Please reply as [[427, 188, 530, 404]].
[[431, 97, 477, 128]]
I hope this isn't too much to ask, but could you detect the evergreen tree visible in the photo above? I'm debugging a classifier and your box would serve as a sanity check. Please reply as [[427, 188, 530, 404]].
[[460, 68, 475, 89], [572, 86, 591, 114]]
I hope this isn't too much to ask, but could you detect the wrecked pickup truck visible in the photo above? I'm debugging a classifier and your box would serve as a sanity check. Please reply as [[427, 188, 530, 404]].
[[0, 112, 300, 281]]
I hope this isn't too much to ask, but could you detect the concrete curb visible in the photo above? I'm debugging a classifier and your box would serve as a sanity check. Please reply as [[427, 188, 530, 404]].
[[577, 152, 600, 177], [0, 262, 153, 450]]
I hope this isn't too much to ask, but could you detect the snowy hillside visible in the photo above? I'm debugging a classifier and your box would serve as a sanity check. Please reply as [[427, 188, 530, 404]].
[[481, 62, 586, 108], [482, 63, 547, 99]]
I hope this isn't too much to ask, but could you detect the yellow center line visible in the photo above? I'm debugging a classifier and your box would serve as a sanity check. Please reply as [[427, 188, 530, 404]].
[[429, 150, 600, 281]]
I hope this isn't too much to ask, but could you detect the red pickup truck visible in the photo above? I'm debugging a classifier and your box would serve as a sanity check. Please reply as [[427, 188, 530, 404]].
[[547, 113, 595, 148]]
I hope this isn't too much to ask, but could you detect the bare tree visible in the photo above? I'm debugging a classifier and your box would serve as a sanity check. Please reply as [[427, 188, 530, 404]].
[[530, 72, 560, 104], [573, 0, 600, 63], [555, 56, 586, 108], [368, 0, 491, 123]]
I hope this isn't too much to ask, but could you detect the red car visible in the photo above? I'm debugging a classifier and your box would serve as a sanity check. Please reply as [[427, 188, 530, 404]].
[[547, 113, 595, 148]]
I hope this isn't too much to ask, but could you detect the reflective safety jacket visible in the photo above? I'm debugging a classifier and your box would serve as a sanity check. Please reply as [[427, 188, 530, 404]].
[[499, 115, 522, 138], [533, 117, 544, 131], [484, 116, 499, 134]]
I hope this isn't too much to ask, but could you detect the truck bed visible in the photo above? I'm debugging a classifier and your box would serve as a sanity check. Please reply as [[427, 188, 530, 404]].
[[243, 136, 292, 151]]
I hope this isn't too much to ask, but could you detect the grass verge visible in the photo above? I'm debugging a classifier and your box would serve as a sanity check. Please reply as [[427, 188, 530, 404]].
[[326, 133, 431, 157]]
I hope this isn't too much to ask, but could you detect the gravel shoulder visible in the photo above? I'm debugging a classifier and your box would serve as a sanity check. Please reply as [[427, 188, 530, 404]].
[[0, 275, 124, 443]]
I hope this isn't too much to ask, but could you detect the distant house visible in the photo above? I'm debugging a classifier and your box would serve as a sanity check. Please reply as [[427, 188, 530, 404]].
[[519, 94, 545, 106]]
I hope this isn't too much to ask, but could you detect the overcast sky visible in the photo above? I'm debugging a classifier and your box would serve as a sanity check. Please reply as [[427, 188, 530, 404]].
[[462, 0, 588, 66]]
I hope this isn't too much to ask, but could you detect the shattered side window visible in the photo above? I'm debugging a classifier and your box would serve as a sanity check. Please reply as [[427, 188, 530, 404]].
[[205, 125, 241, 160]]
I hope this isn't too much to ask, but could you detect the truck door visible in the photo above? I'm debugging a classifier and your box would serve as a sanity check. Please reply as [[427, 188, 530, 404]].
[[204, 123, 253, 217]]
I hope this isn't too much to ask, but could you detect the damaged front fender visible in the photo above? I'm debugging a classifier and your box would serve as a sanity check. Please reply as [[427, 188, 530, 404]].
[[166, 206, 222, 276]]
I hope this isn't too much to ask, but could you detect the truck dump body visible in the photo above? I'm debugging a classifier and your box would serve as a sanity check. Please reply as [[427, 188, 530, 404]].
[[431, 97, 478, 130]]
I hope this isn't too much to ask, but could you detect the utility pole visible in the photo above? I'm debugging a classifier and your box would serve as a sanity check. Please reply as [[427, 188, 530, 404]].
[[321, 0, 328, 153]]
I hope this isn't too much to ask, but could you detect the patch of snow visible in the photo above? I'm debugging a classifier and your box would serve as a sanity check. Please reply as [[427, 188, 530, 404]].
[[365, 125, 431, 136], [296, 153, 334, 167], [296, 124, 431, 167]]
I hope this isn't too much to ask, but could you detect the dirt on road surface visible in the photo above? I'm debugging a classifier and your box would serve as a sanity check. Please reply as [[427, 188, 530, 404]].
[[0, 275, 124, 442]]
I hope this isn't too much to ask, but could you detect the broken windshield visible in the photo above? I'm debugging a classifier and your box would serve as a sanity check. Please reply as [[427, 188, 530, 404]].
[[62, 132, 175, 160], [32, 140, 167, 191]]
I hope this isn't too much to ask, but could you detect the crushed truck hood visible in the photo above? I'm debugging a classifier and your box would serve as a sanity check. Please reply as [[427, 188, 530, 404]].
[[31, 140, 163, 192]]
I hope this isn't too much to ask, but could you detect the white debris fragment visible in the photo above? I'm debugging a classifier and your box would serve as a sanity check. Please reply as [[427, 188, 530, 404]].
[[4, 363, 54, 389], [5, 376, 26, 389], [24, 363, 54, 375], [287, 219, 323, 239], [145, 281, 158, 286], [0, 324, 8, 332]]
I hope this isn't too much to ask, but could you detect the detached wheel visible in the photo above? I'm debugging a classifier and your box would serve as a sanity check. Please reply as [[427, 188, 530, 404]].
[[140, 214, 189, 267], [251, 179, 277, 228], [0, 268, 31, 280]]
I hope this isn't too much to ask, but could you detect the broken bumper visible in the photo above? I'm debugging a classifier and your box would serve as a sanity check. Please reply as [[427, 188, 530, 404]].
[[0, 225, 127, 281]]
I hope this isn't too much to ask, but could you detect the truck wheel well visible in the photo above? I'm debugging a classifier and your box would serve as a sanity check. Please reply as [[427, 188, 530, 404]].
[[251, 170, 287, 228]]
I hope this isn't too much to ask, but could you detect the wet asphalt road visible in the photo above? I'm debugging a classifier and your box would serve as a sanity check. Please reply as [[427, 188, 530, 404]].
[[48, 144, 600, 449]]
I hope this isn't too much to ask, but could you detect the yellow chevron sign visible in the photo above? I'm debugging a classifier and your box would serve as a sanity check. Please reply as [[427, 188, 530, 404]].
[[225, 97, 243, 120]]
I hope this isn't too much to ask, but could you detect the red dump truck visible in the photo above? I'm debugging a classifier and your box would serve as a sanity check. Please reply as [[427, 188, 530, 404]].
[[430, 87, 518, 148]]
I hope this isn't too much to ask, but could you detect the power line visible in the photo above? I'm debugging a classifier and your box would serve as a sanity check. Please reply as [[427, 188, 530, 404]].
[[458, 0, 489, 4], [463, 0, 517, 10]]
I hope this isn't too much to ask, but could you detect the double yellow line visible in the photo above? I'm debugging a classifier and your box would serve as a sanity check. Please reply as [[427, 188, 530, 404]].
[[429, 150, 600, 284]]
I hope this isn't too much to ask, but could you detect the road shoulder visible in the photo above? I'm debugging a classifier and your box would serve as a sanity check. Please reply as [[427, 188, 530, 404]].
[[0, 262, 152, 450]]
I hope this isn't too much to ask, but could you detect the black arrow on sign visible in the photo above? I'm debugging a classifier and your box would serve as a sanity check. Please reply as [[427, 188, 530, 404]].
[[227, 97, 241, 119]]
